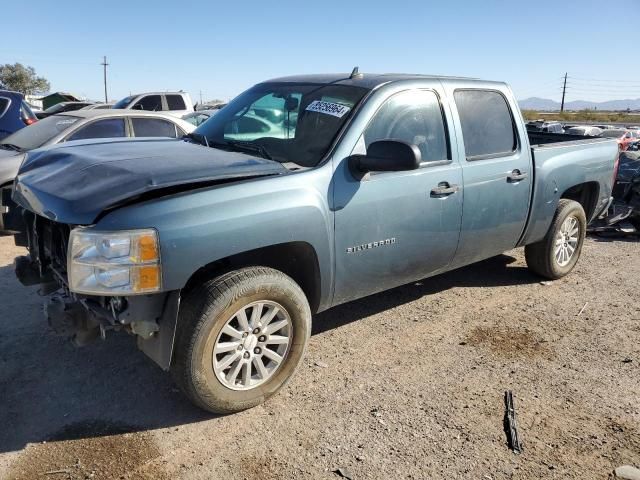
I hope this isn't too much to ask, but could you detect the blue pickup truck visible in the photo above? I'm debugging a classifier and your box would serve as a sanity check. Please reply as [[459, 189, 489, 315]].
[[7, 72, 619, 413]]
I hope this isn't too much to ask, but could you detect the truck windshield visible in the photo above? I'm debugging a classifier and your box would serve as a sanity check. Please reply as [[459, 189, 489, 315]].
[[112, 96, 135, 109], [0, 115, 79, 151], [193, 83, 368, 167]]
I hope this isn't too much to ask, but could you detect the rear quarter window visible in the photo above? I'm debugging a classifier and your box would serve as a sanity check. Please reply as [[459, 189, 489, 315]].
[[454, 90, 517, 159]]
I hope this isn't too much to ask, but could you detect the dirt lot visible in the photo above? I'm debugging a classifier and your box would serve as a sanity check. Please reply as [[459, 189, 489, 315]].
[[0, 234, 638, 479]]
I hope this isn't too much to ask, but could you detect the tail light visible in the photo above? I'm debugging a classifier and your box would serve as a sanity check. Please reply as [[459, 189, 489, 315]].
[[24, 117, 36, 125], [612, 152, 620, 187]]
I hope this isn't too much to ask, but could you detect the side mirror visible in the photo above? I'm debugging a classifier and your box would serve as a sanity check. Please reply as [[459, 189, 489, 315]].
[[352, 140, 421, 173]]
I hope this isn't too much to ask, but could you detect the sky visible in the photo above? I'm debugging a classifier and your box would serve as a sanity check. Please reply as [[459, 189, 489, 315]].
[[2, 0, 639, 104]]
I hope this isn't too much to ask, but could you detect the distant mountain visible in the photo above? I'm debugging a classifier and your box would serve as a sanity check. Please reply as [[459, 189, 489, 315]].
[[518, 97, 640, 111], [518, 97, 561, 110]]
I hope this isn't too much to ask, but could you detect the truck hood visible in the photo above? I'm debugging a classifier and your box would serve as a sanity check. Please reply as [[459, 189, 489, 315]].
[[13, 137, 288, 224], [0, 149, 26, 186]]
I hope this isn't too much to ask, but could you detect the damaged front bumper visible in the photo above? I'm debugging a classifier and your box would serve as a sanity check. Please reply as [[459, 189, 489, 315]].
[[13, 211, 181, 371]]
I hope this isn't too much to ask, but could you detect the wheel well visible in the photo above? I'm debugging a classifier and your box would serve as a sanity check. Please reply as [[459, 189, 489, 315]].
[[182, 242, 322, 313], [560, 182, 599, 221]]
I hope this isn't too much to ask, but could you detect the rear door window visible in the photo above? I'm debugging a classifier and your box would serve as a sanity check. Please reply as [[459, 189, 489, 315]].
[[132, 95, 163, 111], [67, 118, 126, 141], [131, 118, 178, 137], [453, 90, 517, 159], [166, 95, 186, 110]]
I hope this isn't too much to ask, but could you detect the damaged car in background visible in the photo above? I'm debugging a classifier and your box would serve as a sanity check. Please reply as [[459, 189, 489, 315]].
[[5, 72, 619, 413], [589, 150, 640, 236]]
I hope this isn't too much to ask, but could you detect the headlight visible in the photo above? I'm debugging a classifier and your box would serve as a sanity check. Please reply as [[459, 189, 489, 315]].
[[68, 228, 161, 295]]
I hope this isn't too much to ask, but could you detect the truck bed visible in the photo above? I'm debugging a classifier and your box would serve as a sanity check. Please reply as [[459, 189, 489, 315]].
[[518, 132, 619, 247], [528, 131, 611, 147]]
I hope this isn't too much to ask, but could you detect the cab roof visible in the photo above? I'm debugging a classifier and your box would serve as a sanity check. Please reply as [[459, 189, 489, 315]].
[[262, 73, 501, 90]]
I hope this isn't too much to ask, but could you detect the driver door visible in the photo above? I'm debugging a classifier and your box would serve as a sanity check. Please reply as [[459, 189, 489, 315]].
[[333, 88, 463, 305]]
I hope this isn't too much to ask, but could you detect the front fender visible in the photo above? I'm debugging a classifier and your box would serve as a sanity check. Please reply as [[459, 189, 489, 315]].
[[96, 168, 334, 308]]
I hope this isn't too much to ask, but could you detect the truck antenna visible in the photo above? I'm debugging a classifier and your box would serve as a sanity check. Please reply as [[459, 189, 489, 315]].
[[350, 66, 363, 79]]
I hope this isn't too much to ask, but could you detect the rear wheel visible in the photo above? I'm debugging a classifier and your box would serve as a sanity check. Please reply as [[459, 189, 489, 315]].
[[525, 199, 587, 279], [171, 267, 311, 413]]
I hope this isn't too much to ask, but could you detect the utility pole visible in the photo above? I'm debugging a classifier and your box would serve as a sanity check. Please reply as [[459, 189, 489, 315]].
[[199, 90, 203, 105], [560, 72, 567, 113], [101, 56, 109, 103]]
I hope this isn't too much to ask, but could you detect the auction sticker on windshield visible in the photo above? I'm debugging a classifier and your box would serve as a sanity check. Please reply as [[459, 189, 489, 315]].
[[306, 100, 350, 118]]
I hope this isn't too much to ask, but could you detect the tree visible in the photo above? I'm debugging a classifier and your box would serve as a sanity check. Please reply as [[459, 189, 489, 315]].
[[0, 63, 50, 96]]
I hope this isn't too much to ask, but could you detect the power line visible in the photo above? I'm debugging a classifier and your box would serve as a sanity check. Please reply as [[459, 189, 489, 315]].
[[566, 81, 640, 90], [568, 76, 640, 83]]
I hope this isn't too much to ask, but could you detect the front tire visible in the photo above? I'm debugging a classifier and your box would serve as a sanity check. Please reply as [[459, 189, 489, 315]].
[[525, 199, 587, 279], [171, 267, 311, 413]]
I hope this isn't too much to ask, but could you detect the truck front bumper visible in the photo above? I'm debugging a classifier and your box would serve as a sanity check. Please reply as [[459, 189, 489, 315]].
[[14, 252, 181, 371]]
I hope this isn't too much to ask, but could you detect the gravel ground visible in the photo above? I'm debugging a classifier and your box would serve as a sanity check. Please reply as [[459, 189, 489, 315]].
[[0, 234, 638, 479]]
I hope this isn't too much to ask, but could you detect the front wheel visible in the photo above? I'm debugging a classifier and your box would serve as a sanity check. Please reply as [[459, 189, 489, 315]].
[[171, 267, 311, 413], [525, 199, 587, 279]]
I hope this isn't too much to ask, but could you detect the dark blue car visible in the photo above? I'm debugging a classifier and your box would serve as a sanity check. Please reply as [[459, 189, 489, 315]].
[[0, 90, 37, 140]]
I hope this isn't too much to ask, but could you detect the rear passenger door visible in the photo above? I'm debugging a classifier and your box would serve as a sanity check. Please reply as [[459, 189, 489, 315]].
[[445, 86, 532, 268], [130, 117, 182, 138]]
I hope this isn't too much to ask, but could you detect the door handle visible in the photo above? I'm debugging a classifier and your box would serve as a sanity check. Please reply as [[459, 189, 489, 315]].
[[430, 182, 459, 197], [507, 169, 528, 182]]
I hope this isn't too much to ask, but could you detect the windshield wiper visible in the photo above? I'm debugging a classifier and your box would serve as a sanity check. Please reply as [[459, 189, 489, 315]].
[[225, 140, 272, 160], [0, 143, 23, 152], [195, 138, 273, 161], [183, 132, 209, 147]]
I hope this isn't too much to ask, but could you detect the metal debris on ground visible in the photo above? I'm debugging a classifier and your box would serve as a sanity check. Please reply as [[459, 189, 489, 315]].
[[334, 467, 354, 479], [577, 302, 588, 316], [504, 390, 523, 454]]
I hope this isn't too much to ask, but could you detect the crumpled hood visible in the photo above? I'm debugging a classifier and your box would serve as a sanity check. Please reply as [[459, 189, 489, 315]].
[[0, 149, 26, 185], [13, 137, 287, 224]]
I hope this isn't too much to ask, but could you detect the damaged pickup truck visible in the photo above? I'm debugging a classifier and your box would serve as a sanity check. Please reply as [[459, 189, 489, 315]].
[[6, 73, 619, 413]]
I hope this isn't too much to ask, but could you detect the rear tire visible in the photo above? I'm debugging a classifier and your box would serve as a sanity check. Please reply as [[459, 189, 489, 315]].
[[171, 267, 311, 414], [525, 199, 586, 279]]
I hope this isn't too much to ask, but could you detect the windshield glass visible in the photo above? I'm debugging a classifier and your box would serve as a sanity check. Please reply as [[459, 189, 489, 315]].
[[0, 115, 79, 150], [112, 95, 135, 109], [193, 83, 368, 167], [600, 129, 625, 138]]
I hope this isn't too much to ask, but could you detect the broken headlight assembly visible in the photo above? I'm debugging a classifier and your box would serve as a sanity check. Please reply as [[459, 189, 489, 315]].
[[68, 228, 161, 295]]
